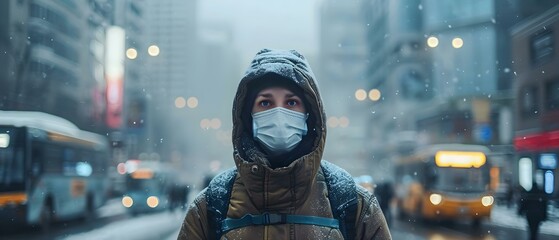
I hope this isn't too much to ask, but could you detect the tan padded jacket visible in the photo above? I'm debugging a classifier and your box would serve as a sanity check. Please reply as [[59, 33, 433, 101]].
[[178, 49, 391, 240]]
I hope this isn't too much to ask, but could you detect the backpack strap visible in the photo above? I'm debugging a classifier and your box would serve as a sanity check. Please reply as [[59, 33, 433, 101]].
[[222, 212, 339, 232], [321, 160, 358, 240], [206, 168, 237, 240], [206, 162, 358, 240]]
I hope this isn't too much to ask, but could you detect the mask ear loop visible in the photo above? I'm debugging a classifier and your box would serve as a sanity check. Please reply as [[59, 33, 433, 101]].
[[302, 113, 310, 136]]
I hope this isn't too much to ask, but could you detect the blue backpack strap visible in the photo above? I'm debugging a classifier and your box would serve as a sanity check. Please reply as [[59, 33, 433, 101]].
[[321, 160, 358, 240], [206, 168, 237, 240], [222, 212, 339, 232]]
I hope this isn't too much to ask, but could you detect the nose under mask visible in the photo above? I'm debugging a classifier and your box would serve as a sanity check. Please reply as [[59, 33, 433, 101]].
[[252, 107, 308, 155]]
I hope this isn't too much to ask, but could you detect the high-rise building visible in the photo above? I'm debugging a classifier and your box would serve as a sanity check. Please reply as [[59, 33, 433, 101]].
[[140, 0, 198, 162], [143, 0, 197, 102], [417, 0, 522, 150], [0, 0, 113, 132], [361, 0, 430, 179], [0, 0, 29, 110], [318, 0, 373, 175], [110, 0, 148, 160]]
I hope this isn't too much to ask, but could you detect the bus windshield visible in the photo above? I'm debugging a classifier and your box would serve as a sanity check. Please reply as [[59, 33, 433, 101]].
[[432, 167, 487, 193], [125, 176, 162, 193], [0, 127, 24, 192]]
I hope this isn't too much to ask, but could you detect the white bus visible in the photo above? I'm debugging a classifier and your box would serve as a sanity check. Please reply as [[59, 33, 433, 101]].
[[0, 111, 110, 230]]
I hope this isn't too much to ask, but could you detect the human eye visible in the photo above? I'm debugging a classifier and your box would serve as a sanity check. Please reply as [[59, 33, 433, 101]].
[[259, 100, 271, 107], [287, 100, 298, 107]]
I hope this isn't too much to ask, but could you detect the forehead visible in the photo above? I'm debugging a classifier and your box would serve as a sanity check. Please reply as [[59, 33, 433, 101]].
[[256, 87, 298, 97]]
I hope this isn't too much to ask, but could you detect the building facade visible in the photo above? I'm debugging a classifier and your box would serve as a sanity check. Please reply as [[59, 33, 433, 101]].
[[511, 4, 559, 199], [0, 0, 113, 133], [318, 0, 372, 175]]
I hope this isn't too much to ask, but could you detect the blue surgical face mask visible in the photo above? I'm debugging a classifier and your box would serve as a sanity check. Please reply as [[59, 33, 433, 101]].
[[252, 107, 308, 155]]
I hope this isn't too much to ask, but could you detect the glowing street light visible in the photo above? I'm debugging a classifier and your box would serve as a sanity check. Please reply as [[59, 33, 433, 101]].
[[175, 97, 186, 108], [126, 48, 138, 60], [355, 89, 367, 101], [210, 118, 222, 129], [327, 116, 339, 128], [452, 37, 464, 49], [339, 116, 349, 128], [148, 45, 160, 57], [368, 89, 381, 101], [200, 119, 210, 129], [187, 97, 198, 109], [427, 36, 439, 48]]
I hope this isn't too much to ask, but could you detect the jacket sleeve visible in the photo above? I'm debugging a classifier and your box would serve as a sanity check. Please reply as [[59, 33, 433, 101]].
[[177, 190, 210, 240], [354, 187, 392, 240]]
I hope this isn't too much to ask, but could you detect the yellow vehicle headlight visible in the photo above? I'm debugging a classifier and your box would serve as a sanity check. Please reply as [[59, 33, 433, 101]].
[[122, 196, 134, 208], [429, 193, 442, 205], [147, 196, 159, 208], [481, 196, 494, 207]]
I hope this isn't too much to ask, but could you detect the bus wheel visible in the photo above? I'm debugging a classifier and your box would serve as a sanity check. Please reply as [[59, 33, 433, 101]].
[[39, 203, 53, 232]]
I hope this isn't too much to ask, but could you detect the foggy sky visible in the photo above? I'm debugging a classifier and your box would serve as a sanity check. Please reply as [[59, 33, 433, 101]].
[[198, 0, 322, 67]]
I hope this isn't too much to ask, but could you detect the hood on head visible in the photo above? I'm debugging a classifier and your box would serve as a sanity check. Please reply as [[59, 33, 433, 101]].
[[232, 49, 326, 164]]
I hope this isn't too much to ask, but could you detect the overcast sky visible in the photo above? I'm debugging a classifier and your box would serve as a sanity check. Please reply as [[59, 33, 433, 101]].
[[198, 0, 323, 65]]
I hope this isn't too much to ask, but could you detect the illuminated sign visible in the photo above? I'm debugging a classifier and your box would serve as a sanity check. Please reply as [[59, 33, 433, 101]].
[[539, 153, 557, 170], [131, 169, 154, 179], [105, 26, 125, 129], [435, 151, 486, 168], [519, 158, 533, 191], [545, 170, 554, 194]]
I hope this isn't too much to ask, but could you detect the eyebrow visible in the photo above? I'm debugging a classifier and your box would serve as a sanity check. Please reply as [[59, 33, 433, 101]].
[[255, 93, 300, 98]]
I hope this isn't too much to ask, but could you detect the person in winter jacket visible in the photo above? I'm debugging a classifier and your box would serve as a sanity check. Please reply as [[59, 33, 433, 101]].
[[178, 49, 391, 239], [518, 182, 548, 240]]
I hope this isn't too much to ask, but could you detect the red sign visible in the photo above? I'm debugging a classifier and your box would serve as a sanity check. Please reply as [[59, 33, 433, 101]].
[[514, 130, 559, 151], [106, 76, 123, 129]]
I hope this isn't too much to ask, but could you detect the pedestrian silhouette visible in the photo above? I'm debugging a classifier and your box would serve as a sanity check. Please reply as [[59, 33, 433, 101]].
[[518, 182, 548, 240], [376, 181, 395, 226], [505, 178, 514, 208]]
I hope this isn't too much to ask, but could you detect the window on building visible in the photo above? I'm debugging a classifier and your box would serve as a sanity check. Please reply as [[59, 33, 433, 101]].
[[546, 80, 559, 110], [530, 29, 554, 64], [520, 86, 539, 118]]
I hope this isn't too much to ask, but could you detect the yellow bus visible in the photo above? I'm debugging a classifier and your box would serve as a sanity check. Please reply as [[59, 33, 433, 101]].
[[394, 144, 494, 226]]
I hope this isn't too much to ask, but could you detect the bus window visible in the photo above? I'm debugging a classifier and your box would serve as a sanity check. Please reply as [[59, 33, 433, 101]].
[[425, 165, 438, 188], [432, 167, 486, 192], [0, 143, 14, 186], [0, 128, 24, 191]]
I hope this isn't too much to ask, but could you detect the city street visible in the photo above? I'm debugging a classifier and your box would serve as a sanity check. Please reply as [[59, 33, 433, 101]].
[[5, 192, 559, 240], [391, 208, 559, 240]]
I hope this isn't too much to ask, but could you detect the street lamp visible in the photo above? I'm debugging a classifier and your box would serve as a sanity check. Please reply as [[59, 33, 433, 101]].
[[175, 97, 186, 108], [355, 89, 367, 101], [339, 116, 349, 128], [200, 118, 210, 130], [368, 89, 381, 101], [452, 37, 464, 49], [327, 116, 339, 128], [210, 118, 222, 130], [148, 45, 160, 57], [427, 36, 439, 48], [126, 48, 138, 60], [187, 97, 198, 109]]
